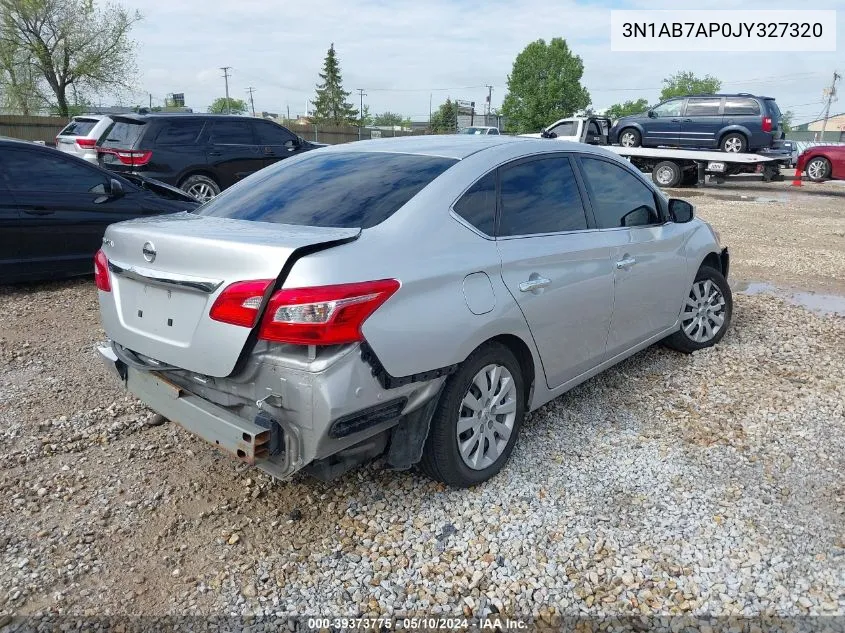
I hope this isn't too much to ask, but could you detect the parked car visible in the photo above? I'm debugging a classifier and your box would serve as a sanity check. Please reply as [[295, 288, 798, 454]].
[[460, 126, 500, 135], [779, 140, 799, 167], [0, 137, 199, 284], [55, 114, 113, 163], [609, 94, 784, 153], [796, 145, 845, 182], [95, 135, 731, 487], [96, 113, 319, 202]]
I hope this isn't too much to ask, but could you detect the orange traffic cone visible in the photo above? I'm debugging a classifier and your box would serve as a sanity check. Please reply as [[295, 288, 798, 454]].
[[791, 155, 805, 186]]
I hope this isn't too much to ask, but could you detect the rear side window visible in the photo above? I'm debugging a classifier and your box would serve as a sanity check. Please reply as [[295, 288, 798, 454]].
[[198, 151, 457, 229], [155, 120, 205, 145], [685, 98, 722, 116], [579, 157, 660, 229], [454, 172, 496, 235], [498, 157, 587, 236], [210, 121, 255, 144], [254, 121, 296, 145], [724, 98, 760, 116], [100, 121, 146, 148], [59, 118, 98, 136]]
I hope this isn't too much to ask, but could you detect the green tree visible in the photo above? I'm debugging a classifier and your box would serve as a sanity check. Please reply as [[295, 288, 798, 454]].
[[429, 98, 457, 133], [373, 111, 405, 127], [311, 43, 357, 125], [357, 104, 372, 127], [780, 109, 794, 133], [606, 98, 649, 120], [0, 0, 141, 116], [660, 71, 721, 101], [501, 38, 590, 133], [207, 97, 247, 115]]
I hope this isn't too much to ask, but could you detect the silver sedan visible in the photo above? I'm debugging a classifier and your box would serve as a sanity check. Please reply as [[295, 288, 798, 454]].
[[95, 135, 731, 488]]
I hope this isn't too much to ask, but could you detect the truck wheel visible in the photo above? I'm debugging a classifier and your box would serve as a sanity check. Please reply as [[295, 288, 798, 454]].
[[180, 174, 220, 202], [619, 128, 641, 147], [806, 157, 830, 182], [720, 133, 747, 153], [652, 161, 682, 188], [419, 342, 525, 488]]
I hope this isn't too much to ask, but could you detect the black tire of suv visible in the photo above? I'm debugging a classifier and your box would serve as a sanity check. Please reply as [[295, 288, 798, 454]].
[[419, 342, 525, 488], [652, 161, 682, 188], [180, 174, 220, 202], [805, 157, 831, 182], [664, 266, 733, 354], [619, 128, 641, 147], [720, 133, 747, 153]]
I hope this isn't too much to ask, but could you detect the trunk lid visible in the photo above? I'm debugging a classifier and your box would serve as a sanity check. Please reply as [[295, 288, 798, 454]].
[[98, 212, 360, 377]]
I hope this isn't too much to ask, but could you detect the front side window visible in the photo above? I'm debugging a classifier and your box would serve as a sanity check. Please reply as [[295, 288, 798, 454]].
[[255, 121, 296, 145], [198, 151, 457, 229], [652, 100, 684, 118], [579, 157, 660, 229], [498, 157, 587, 236], [209, 121, 255, 145], [453, 172, 495, 235], [0, 149, 107, 193], [685, 98, 722, 116]]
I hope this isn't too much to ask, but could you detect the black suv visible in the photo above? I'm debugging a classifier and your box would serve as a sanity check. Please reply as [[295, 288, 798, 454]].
[[609, 94, 784, 153], [96, 114, 319, 201]]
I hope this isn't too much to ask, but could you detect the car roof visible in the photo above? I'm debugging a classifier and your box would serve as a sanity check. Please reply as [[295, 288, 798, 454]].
[[0, 136, 50, 148], [669, 93, 774, 99], [110, 113, 254, 122], [318, 134, 616, 160]]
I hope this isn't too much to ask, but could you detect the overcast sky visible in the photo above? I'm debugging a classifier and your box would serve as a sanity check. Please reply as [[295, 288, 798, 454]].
[[120, 0, 842, 125]]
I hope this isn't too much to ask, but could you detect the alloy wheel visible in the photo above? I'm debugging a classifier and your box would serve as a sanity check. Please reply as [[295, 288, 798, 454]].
[[620, 131, 637, 147], [807, 159, 828, 181], [187, 183, 216, 202], [456, 364, 517, 470], [723, 137, 742, 153], [681, 279, 726, 343]]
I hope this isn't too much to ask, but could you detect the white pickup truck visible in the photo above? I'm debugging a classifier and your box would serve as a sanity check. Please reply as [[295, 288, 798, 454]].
[[519, 117, 611, 144]]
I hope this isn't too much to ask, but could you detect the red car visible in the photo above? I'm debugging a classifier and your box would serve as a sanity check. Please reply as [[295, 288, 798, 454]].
[[795, 145, 845, 182]]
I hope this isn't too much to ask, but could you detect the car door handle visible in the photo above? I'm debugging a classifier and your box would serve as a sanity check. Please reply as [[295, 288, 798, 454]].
[[682, 118, 692, 122], [24, 208, 53, 216], [208, 151, 222, 156], [615, 257, 637, 269], [518, 277, 551, 292], [670, 118, 681, 122]]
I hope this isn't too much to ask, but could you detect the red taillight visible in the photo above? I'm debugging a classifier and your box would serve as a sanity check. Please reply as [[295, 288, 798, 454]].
[[97, 147, 153, 166], [209, 280, 275, 327], [762, 116, 772, 133], [76, 138, 96, 149], [258, 279, 400, 346], [94, 249, 111, 292]]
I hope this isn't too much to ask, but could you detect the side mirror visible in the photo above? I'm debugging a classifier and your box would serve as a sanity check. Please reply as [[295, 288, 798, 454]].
[[109, 178, 125, 199], [285, 139, 298, 151], [647, 110, 656, 119], [668, 198, 694, 223]]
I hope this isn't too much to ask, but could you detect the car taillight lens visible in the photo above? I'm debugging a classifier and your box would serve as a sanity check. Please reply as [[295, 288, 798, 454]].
[[96, 147, 153, 166], [762, 116, 772, 132], [258, 279, 400, 346], [94, 249, 111, 292], [76, 138, 96, 149], [209, 280, 275, 327]]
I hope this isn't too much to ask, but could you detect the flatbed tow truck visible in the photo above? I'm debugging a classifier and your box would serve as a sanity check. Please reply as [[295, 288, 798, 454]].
[[525, 116, 790, 187]]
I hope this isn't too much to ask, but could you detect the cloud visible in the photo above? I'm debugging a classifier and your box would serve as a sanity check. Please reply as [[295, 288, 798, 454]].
[[122, 0, 843, 124]]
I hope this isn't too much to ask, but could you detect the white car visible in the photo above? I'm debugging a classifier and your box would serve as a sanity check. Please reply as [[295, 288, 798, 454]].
[[520, 118, 587, 142], [459, 126, 500, 135], [55, 115, 113, 163]]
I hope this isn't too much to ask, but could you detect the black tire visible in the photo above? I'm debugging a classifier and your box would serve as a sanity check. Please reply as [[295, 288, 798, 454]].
[[805, 157, 831, 182], [419, 342, 525, 488], [720, 132, 747, 153], [180, 174, 220, 202], [665, 266, 733, 354], [618, 128, 641, 148], [652, 161, 682, 188]]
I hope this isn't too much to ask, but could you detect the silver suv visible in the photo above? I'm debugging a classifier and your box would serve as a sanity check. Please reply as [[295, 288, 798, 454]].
[[96, 136, 731, 487]]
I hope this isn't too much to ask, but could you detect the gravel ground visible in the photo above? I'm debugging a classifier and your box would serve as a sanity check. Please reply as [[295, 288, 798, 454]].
[[1, 179, 843, 624]]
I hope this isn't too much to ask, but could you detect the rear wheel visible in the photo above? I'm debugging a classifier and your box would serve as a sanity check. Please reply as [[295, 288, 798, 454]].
[[665, 266, 732, 353], [652, 161, 682, 187], [720, 133, 747, 153], [420, 342, 525, 487], [806, 157, 831, 182], [619, 128, 641, 148], [180, 174, 220, 202]]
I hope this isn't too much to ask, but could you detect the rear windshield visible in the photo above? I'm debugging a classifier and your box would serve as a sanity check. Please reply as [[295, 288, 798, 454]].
[[99, 120, 146, 149], [59, 118, 99, 137], [764, 99, 781, 119], [197, 151, 457, 229]]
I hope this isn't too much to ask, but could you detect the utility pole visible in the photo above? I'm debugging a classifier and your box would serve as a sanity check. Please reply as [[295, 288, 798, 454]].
[[356, 88, 367, 140], [819, 71, 841, 142], [286, 104, 290, 122], [429, 94, 432, 128], [485, 85, 493, 117], [149, 93, 152, 109], [220, 66, 232, 114], [246, 87, 256, 117]]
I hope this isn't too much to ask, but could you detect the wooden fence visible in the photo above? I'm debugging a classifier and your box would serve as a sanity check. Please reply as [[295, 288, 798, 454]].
[[0, 114, 70, 143], [0, 114, 431, 146]]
